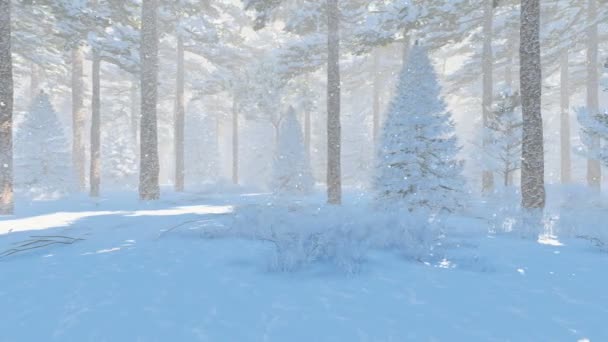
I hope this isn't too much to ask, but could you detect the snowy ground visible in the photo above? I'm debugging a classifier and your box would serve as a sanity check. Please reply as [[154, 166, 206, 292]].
[[0, 190, 606, 342]]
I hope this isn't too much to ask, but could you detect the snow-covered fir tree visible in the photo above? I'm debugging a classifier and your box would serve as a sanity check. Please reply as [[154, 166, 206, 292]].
[[184, 99, 219, 188], [486, 88, 522, 187], [270, 106, 314, 195], [15, 91, 72, 198], [374, 44, 465, 212], [102, 112, 138, 190], [577, 106, 608, 167]]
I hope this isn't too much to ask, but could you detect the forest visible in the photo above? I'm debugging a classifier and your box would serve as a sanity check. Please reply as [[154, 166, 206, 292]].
[[0, 0, 607, 341]]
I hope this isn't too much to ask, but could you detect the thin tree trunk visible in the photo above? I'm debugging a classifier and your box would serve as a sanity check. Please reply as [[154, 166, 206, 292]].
[[71, 47, 86, 191], [174, 36, 185, 192], [482, 0, 494, 194], [89, 53, 101, 197], [560, 49, 571, 184], [520, 0, 545, 209], [139, 0, 160, 200], [505, 47, 513, 89], [231, 95, 238, 185], [586, 0, 601, 190], [0, 0, 13, 214], [372, 49, 380, 145], [30, 62, 39, 99], [130, 76, 139, 146], [327, 0, 341, 205]]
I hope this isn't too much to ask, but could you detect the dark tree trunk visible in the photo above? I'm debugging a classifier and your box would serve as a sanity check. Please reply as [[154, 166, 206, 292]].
[[174, 36, 185, 192], [0, 0, 13, 214], [72, 47, 86, 191], [139, 0, 160, 200], [482, 0, 495, 194], [586, 0, 601, 190], [327, 0, 341, 205], [520, 0, 545, 209], [90, 53, 101, 197]]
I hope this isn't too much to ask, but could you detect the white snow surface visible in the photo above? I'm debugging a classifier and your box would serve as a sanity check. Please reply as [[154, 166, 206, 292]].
[[0, 189, 606, 342]]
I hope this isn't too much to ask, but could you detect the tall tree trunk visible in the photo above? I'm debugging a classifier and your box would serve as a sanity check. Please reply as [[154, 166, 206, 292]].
[[174, 36, 185, 192], [372, 49, 380, 145], [30, 62, 39, 99], [520, 0, 545, 209], [327, 0, 341, 205], [505, 47, 513, 89], [505, 57, 514, 186], [231, 95, 238, 185], [139, 0, 160, 200], [89, 53, 101, 197], [560, 49, 571, 184], [0, 0, 13, 215], [482, 0, 495, 194], [130, 76, 139, 146], [72, 47, 86, 191], [586, 0, 601, 190]]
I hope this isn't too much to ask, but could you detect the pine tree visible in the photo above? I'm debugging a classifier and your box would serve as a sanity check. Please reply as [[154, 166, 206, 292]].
[[486, 88, 522, 187], [15, 91, 72, 198], [577, 107, 608, 167], [102, 113, 138, 190], [271, 107, 315, 196], [374, 45, 464, 212]]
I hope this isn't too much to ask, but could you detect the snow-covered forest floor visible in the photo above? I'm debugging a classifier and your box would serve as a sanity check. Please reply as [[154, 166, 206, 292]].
[[1, 188, 607, 342]]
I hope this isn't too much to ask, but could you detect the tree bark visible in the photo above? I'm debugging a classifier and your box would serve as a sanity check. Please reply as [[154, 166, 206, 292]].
[[71, 47, 86, 191], [520, 0, 545, 209], [327, 0, 341, 205], [560, 49, 571, 184], [174, 36, 185, 192], [139, 0, 160, 200], [586, 0, 601, 190], [482, 0, 495, 194], [231, 94, 239, 185], [89, 52, 101, 197], [0, 0, 13, 214]]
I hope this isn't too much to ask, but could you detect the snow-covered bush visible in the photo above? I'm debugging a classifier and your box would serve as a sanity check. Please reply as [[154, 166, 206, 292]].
[[228, 202, 441, 273], [374, 44, 465, 213], [14, 91, 73, 199], [270, 106, 314, 195]]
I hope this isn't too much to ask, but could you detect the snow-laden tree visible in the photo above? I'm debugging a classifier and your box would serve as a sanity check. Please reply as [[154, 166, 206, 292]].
[[577, 107, 608, 167], [15, 91, 72, 198], [102, 110, 138, 190], [271, 107, 315, 196], [184, 99, 219, 188], [486, 88, 522, 187], [374, 45, 464, 212]]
